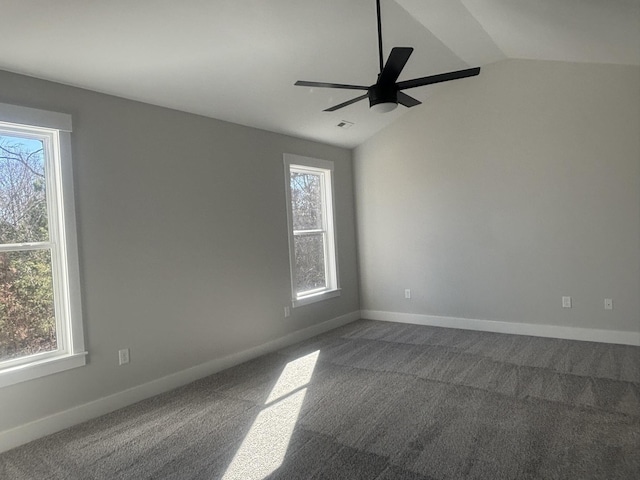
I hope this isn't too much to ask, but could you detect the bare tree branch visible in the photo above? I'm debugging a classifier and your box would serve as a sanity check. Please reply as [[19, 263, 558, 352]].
[[26, 148, 44, 163], [0, 142, 45, 179], [0, 148, 45, 178]]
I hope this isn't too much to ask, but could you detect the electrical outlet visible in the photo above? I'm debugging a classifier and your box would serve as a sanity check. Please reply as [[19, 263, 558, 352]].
[[604, 299, 613, 310], [284, 306, 291, 318], [404, 289, 411, 299], [118, 348, 130, 365], [562, 296, 572, 308]]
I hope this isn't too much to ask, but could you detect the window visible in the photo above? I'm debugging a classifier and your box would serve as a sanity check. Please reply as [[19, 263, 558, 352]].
[[0, 103, 85, 387], [284, 154, 340, 307]]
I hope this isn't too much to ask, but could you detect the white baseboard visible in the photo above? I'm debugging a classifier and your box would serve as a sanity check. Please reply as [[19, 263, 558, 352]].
[[0, 310, 360, 454], [361, 310, 640, 346]]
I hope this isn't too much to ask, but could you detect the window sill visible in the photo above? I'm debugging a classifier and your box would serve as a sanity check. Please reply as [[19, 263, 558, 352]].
[[0, 352, 87, 388], [292, 288, 341, 308]]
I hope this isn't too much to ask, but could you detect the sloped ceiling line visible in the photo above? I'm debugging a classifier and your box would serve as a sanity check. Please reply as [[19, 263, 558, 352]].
[[396, 0, 507, 66]]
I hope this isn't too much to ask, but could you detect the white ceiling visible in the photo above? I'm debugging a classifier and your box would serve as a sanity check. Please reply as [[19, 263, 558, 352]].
[[0, 0, 638, 148]]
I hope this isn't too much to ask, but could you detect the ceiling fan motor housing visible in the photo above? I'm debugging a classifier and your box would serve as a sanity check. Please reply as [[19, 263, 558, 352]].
[[368, 83, 398, 108]]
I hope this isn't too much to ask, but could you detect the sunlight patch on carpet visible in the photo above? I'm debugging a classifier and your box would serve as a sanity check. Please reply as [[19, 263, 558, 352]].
[[222, 350, 320, 480]]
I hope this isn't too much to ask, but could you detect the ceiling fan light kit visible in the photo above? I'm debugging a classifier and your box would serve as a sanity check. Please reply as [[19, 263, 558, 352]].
[[295, 0, 480, 113], [371, 102, 397, 113]]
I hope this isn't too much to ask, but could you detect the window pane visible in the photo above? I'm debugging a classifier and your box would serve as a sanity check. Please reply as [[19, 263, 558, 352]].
[[290, 171, 323, 230], [294, 234, 326, 293], [0, 249, 57, 362], [0, 134, 49, 244]]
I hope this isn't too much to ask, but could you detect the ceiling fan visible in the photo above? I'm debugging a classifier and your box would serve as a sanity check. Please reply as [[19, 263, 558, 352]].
[[295, 0, 480, 113]]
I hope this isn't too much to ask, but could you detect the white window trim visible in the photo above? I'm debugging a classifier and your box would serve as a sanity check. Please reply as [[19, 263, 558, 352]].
[[0, 103, 86, 388], [284, 154, 341, 308]]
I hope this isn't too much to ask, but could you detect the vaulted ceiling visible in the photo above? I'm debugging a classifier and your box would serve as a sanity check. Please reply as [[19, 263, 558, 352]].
[[0, 0, 638, 148]]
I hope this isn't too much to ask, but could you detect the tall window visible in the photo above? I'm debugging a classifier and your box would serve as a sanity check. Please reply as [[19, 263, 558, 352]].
[[0, 103, 85, 387], [284, 154, 339, 307]]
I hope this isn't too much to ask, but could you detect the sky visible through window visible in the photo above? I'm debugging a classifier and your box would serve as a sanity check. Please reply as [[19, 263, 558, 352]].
[[3, 135, 43, 151]]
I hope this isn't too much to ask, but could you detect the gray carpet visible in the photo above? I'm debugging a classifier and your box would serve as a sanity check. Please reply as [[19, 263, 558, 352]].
[[1, 319, 639, 479]]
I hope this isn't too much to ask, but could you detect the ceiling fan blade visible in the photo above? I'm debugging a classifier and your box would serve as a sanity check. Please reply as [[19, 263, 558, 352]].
[[378, 47, 413, 85], [295, 81, 368, 91], [323, 94, 369, 112], [396, 67, 480, 90], [398, 92, 421, 108]]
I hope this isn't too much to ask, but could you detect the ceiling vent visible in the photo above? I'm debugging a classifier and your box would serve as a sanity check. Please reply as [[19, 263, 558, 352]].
[[337, 120, 354, 129]]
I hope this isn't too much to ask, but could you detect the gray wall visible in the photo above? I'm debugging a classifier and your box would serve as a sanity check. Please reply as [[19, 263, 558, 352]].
[[355, 59, 640, 333], [0, 70, 359, 432]]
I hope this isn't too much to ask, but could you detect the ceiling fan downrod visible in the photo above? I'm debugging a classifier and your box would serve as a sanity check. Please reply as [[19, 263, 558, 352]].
[[371, 0, 399, 113], [376, 0, 384, 74]]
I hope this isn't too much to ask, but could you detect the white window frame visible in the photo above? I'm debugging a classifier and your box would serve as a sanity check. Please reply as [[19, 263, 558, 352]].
[[284, 154, 340, 307], [0, 102, 86, 388]]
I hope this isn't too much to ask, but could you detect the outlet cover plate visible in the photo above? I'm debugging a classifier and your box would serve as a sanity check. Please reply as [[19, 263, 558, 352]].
[[118, 348, 130, 365]]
